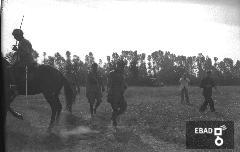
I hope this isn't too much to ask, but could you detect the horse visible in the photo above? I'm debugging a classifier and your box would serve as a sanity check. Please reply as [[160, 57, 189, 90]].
[[2, 57, 76, 132]]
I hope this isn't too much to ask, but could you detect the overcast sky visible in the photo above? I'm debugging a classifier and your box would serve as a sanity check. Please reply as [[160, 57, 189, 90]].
[[2, 0, 240, 62]]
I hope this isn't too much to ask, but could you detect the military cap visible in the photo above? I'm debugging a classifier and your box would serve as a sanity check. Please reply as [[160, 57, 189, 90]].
[[12, 29, 23, 37]]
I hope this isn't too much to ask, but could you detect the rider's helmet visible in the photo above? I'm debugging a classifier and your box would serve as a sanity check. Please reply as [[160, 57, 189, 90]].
[[12, 29, 23, 37]]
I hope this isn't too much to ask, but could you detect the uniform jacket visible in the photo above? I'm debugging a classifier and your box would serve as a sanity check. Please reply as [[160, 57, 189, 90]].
[[16, 38, 34, 66], [107, 70, 127, 94], [86, 71, 103, 94]]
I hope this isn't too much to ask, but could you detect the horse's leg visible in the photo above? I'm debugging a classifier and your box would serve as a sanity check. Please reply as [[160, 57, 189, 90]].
[[43, 92, 57, 132], [55, 96, 62, 124], [7, 92, 24, 120]]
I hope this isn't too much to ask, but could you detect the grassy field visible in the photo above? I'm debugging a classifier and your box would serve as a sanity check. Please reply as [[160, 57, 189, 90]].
[[6, 86, 240, 152]]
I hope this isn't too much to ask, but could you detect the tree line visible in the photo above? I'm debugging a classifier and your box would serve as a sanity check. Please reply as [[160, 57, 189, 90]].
[[6, 50, 240, 87]]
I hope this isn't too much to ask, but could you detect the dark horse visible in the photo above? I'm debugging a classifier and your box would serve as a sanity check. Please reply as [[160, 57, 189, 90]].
[[2, 57, 76, 132]]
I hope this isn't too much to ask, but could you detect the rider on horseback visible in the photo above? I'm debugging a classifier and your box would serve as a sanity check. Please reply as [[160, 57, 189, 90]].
[[12, 29, 35, 66], [10, 29, 37, 93]]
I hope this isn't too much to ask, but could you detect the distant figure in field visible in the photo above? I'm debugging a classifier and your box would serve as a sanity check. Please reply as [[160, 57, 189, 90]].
[[107, 60, 127, 127], [199, 70, 221, 113], [179, 73, 190, 104], [86, 63, 105, 117]]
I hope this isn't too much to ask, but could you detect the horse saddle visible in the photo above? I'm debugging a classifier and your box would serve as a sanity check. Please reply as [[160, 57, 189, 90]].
[[12, 63, 39, 84]]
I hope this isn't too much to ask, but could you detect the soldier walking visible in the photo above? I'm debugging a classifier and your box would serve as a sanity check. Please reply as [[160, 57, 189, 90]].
[[199, 70, 221, 112], [107, 59, 127, 127], [179, 73, 190, 104], [86, 63, 105, 117]]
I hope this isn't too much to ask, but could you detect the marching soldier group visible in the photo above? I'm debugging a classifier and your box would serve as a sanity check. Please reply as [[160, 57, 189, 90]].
[[86, 60, 127, 126], [8, 28, 221, 127]]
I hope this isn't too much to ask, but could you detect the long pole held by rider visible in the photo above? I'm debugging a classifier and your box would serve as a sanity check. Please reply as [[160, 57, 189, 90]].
[[13, 15, 24, 53], [12, 15, 28, 100]]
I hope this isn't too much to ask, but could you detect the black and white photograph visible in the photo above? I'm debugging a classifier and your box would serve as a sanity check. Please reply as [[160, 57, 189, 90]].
[[1, 0, 240, 151]]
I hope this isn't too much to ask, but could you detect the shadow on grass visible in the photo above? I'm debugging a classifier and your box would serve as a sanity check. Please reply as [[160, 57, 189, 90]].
[[6, 112, 113, 151]]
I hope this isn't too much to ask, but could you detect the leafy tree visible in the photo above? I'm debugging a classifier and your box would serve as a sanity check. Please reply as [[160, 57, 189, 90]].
[[32, 49, 39, 62], [45, 56, 55, 67], [34, 49, 239, 86], [233, 60, 240, 78], [196, 53, 205, 79], [85, 52, 95, 70], [65, 51, 73, 79], [54, 52, 65, 74], [147, 55, 153, 76], [43, 52, 47, 64]]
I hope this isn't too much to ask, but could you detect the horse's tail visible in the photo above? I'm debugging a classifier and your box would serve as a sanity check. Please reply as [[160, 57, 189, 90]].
[[63, 76, 76, 113]]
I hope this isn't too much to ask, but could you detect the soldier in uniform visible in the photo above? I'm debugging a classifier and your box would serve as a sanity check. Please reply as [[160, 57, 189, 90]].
[[86, 63, 105, 116], [10, 29, 37, 93], [179, 73, 190, 104], [107, 59, 127, 127], [199, 70, 221, 112], [12, 29, 35, 68]]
